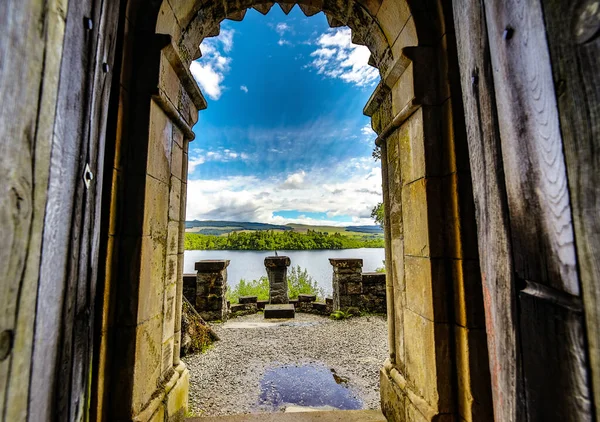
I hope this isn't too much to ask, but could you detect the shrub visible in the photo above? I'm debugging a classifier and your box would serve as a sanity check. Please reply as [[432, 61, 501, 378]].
[[330, 310, 353, 320], [287, 265, 325, 300], [226, 277, 269, 304], [226, 265, 324, 303]]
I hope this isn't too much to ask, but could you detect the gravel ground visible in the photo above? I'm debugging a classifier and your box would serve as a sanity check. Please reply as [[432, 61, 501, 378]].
[[185, 313, 388, 417]]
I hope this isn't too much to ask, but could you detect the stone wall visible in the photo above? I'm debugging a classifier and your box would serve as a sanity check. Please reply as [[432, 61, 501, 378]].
[[329, 259, 386, 314]]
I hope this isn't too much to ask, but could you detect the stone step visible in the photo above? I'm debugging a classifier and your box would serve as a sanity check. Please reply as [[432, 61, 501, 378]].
[[264, 304, 295, 319], [187, 409, 386, 422]]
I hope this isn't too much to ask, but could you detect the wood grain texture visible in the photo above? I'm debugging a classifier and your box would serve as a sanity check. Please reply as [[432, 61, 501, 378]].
[[452, 1, 521, 420], [540, 0, 600, 414], [518, 294, 592, 420], [484, 0, 579, 295], [27, 0, 121, 419], [483, 0, 593, 419], [0, 0, 69, 420]]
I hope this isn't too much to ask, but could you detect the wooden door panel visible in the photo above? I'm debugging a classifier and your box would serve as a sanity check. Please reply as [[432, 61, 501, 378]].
[[519, 294, 592, 420]]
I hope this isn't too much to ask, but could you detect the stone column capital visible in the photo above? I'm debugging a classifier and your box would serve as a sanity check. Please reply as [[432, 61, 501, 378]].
[[328, 258, 363, 270], [195, 260, 230, 272], [264, 256, 291, 268]]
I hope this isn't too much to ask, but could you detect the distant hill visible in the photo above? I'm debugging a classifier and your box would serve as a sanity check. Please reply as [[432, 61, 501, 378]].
[[345, 225, 384, 234], [185, 220, 293, 235], [185, 220, 383, 236]]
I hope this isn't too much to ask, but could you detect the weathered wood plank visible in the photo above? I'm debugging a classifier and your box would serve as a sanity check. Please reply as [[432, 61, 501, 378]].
[[0, 0, 68, 420], [518, 294, 592, 421], [484, 0, 578, 295], [69, 0, 121, 419], [483, 0, 593, 419], [452, 1, 522, 420], [540, 0, 600, 414]]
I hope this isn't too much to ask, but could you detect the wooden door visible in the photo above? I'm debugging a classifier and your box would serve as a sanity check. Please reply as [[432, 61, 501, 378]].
[[453, 0, 595, 420], [27, 0, 121, 420]]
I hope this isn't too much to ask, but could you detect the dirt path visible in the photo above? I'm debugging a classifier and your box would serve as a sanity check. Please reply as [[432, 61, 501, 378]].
[[184, 313, 388, 417]]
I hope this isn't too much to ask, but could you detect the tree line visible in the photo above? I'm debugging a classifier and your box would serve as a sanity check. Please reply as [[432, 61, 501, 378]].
[[184, 229, 384, 250]]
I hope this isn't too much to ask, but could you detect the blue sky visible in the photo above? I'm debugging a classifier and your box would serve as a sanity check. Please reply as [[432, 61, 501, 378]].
[[187, 6, 382, 226]]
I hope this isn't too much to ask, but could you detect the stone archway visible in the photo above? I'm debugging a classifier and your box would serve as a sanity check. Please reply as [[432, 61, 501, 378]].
[[95, 1, 492, 421]]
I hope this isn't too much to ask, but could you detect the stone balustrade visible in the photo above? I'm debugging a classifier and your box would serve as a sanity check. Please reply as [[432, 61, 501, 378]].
[[185, 256, 386, 320]]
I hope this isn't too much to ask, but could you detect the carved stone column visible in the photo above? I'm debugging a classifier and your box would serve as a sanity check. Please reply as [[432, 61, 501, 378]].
[[329, 258, 363, 311], [264, 256, 291, 304], [195, 260, 230, 321]]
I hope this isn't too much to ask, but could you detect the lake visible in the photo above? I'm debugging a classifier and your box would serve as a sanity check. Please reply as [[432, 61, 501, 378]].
[[184, 248, 385, 296]]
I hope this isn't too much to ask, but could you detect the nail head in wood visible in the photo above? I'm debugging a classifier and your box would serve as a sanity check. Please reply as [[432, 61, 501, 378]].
[[102, 63, 110, 73], [503, 26, 514, 40], [84, 17, 93, 30], [0, 330, 13, 361]]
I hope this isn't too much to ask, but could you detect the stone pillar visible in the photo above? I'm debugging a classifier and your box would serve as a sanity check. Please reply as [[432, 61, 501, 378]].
[[329, 258, 363, 311], [195, 260, 229, 321], [264, 256, 291, 304]]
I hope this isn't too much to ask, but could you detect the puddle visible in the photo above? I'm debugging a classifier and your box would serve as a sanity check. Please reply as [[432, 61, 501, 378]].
[[257, 364, 362, 411]]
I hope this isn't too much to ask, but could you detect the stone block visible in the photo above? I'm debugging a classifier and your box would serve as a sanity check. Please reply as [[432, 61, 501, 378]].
[[326, 297, 333, 306], [239, 296, 257, 304], [376, 0, 411, 46], [311, 302, 328, 314], [171, 140, 183, 181], [257, 300, 269, 310], [404, 256, 449, 323], [161, 336, 174, 376], [168, 176, 181, 222], [148, 102, 172, 184], [143, 176, 169, 239], [132, 316, 163, 415], [403, 309, 453, 413], [167, 221, 179, 255], [289, 299, 299, 307], [379, 367, 407, 422], [402, 178, 444, 258], [264, 304, 295, 319], [195, 260, 230, 272], [162, 283, 177, 342], [298, 294, 316, 302], [230, 304, 246, 313], [347, 282, 362, 295], [165, 254, 178, 286], [138, 236, 166, 322], [329, 258, 364, 272], [164, 368, 189, 421]]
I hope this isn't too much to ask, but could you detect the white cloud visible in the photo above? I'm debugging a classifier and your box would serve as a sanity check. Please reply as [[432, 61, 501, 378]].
[[307, 28, 379, 87], [192, 147, 253, 165], [186, 158, 383, 226], [275, 22, 291, 36], [190, 29, 235, 100], [240, 85, 248, 93], [278, 39, 291, 46], [361, 124, 375, 143], [187, 155, 206, 173], [280, 170, 307, 190]]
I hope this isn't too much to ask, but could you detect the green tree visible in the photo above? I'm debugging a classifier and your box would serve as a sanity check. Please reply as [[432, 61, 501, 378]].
[[371, 202, 385, 228]]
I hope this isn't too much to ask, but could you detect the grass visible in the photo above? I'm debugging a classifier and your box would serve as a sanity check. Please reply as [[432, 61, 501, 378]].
[[226, 265, 325, 304]]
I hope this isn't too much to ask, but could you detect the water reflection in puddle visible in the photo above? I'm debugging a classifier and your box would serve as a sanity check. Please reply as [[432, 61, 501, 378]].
[[257, 364, 362, 411]]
